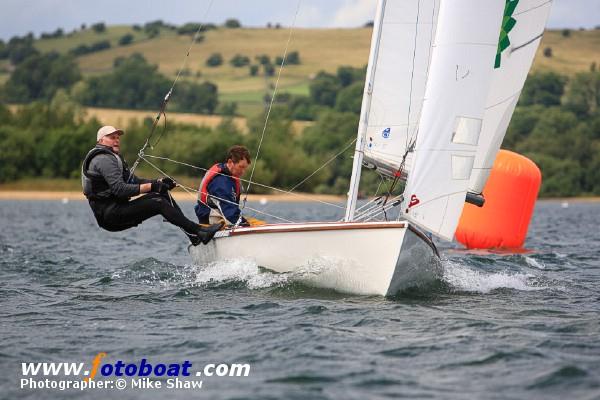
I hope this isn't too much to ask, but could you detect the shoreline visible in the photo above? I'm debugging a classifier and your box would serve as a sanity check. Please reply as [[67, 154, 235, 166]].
[[0, 190, 346, 203], [0, 190, 598, 203]]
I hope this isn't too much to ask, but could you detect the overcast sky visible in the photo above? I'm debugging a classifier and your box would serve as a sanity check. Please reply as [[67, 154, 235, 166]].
[[1, 0, 598, 40]]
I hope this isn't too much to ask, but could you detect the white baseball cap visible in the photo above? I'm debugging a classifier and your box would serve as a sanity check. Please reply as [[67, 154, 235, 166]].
[[96, 125, 124, 141]]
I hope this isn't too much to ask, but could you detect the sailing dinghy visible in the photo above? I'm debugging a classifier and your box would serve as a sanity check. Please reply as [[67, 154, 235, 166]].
[[189, 0, 553, 296]]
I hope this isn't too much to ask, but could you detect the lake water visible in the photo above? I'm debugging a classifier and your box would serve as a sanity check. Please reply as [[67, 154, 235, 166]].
[[1, 199, 599, 399]]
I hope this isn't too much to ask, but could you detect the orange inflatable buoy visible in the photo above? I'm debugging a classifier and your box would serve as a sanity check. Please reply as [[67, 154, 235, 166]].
[[455, 150, 541, 249]]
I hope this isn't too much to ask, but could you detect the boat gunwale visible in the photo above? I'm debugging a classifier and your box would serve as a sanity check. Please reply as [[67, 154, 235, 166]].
[[225, 221, 407, 236], [216, 220, 439, 257]]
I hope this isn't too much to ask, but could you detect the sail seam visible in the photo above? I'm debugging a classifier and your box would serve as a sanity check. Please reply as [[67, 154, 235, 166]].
[[415, 148, 477, 152], [436, 42, 498, 47], [365, 149, 413, 158], [368, 123, 417, 128], [382, 22, 435, 25], [514, 0, 552, 16], [511, 33, 544, 53], [411, 190, 467, 208], [485, 90, 521, 110]]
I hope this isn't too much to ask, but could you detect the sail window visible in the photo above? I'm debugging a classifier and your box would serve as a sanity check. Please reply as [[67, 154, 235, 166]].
[[451, 155, 475, 180], [452, 117, 482, 146]]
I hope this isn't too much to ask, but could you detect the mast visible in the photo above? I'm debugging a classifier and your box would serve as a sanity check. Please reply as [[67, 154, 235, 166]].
[[344, 0, 387, 222]]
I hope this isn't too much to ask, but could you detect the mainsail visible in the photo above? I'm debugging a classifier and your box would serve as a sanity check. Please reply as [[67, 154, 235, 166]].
[[345, 0, 439, 221], [347, 0, 552, 241], [361, 0, 440, 178], [399, 0, 506, 241], [469, 0, 554, 194]]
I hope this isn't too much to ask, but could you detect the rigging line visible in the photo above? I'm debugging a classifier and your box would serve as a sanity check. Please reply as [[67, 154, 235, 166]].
[[142, 155, 344, 209], [152, 111, 168, 148], [364, 208, 398, 222], [354, 195, 384, 215], [350, 174, 388, 220], [356, 197, 401, 221], [399, 0, 437, 171], [352, 197, 383, 218], [178, 183, 296, 224], [354, 202, 384, 221], [356, 200, 402, 223], [139, 154, 295, 223], [408, 0, 436, 142], [356, 196, 381, 214], [169, 0, 216, 94], [354, 194, 402, 220], [350, 178, 385, 219], [405, 0, 421, 151], [372, 173, 385, 198], [354, 194, 399, 220], [360, 196, 403, 222], [286, 137, 357, 194], [389, 0, 426, 193], [128, 0, 216, 179], [242, 0, 302, 205]]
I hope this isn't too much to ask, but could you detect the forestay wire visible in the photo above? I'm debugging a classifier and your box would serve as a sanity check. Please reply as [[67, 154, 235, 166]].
[[286, 137, 356, 194], [128, 0, 216, 180], [241, 0, 302, 209]]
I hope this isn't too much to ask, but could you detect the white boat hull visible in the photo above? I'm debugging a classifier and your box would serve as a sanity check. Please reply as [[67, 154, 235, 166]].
[[188, 221, 441, 296]]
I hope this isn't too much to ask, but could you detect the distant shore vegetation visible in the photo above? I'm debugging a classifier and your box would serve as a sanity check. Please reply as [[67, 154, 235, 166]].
[[0, 24, 599, 196]]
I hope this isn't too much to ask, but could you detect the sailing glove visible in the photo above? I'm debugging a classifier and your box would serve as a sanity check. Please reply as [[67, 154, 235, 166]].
[[160, 177, 176, 190], [151, 180, 169, 194]]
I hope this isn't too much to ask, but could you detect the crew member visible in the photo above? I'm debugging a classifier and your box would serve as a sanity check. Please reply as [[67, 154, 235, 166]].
[[82, 125, 222, 245], [195, 145, 252, 226]]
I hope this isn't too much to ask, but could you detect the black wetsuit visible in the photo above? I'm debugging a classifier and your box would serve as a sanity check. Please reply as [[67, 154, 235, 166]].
[[82, 144, 200, 237]]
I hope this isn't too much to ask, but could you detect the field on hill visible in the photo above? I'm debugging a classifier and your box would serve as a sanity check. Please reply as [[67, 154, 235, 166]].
[[6, 104, 312, 135], [533, 29, 600, 75], [19, 25, 600, 118]]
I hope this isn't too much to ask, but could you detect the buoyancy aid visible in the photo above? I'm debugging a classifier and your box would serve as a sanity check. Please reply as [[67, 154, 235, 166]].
[[198, 163, 241, 206], [81, 146, 131, 200]]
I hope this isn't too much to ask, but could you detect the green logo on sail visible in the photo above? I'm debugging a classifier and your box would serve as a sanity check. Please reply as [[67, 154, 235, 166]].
[[495, 0, 519, 68]]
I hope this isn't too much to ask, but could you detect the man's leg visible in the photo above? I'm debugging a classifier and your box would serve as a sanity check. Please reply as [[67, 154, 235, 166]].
[[103, 193, 198, 234], [102, 193, 222, 245]]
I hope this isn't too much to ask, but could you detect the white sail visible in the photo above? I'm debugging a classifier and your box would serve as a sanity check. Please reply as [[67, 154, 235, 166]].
[[361, 0, 440, 178], [469, 0, 553, 194], [401, 0, 505, 241]]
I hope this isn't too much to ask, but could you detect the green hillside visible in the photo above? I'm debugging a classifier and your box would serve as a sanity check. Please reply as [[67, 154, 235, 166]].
[[18, 24, 598, 117], [1, 25, 600, 197], [27, 25, 371, 115]]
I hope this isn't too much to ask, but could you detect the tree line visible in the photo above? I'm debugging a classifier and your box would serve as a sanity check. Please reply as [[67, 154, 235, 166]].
[[503, 71, 600, 196], [266, 68, 600, 196], [2, 52, 218, 114], [0, 34, 598, 196], [0, 100, 343, 194]]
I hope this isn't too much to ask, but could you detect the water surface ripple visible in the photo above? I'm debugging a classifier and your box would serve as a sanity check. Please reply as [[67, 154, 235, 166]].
[[1, 200, 599, 399]]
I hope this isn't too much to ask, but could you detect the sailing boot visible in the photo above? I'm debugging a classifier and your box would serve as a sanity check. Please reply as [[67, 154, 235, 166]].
[[189, 222, 224, 246]]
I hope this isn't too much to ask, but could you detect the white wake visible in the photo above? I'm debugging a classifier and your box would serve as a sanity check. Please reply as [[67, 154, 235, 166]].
[[442, 260, 547, 293]]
